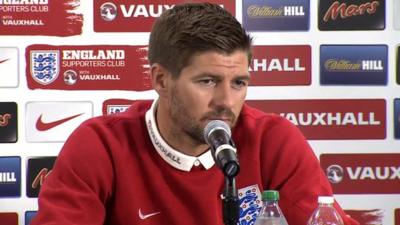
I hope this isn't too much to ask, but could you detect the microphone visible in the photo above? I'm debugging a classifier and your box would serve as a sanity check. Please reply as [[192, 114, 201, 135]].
[[203, 120, 240, 178]]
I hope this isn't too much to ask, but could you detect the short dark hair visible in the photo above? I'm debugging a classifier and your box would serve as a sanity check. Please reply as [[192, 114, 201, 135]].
[[148, 3, 252, 77]]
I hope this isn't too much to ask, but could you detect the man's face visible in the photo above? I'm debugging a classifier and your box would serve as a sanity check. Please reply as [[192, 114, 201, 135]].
[[167, 50, 250, 144]]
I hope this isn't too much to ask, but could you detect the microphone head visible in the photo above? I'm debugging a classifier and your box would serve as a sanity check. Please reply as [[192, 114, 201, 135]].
[[203, 120, 231, 144]]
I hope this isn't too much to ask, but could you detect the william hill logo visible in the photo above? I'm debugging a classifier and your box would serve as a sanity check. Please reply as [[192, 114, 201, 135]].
[[247, 5, 305, 17], [324, 59, 384, 72], [0, 172, 17, 183]]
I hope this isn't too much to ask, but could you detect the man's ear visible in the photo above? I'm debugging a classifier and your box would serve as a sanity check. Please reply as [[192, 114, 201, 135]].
[[150, 63, 171, 97]]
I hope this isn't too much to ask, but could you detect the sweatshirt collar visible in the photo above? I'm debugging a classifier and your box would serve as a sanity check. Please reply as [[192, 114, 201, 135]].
[[145, 99, 215, 172]]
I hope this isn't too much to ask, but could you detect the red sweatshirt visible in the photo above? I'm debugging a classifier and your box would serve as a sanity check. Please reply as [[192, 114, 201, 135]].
[[31, 100, 359, 225]]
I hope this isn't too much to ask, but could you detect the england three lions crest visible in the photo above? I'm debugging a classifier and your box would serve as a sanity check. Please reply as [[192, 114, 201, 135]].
[[30, 51, 60, 85]]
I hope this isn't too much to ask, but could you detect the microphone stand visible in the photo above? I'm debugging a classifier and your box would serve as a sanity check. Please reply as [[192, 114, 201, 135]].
[[222, 176, 239, 225]]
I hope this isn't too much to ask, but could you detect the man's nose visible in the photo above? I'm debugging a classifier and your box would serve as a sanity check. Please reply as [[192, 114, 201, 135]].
[[212, 82, 235, 108]]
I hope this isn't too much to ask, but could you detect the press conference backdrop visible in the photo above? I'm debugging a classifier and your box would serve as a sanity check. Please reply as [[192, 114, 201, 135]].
[[0, 0, 399, 224]]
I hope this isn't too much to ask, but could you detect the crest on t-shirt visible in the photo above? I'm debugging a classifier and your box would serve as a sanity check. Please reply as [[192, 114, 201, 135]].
[[238, 184, 262, 225]]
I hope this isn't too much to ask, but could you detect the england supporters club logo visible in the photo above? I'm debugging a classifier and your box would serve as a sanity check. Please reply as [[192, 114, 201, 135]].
[[30, 51, 60, 85]]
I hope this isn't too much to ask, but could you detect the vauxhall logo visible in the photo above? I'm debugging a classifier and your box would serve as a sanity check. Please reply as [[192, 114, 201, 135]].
[[327, 165, 400, 183], [250, 58, 305, 72]]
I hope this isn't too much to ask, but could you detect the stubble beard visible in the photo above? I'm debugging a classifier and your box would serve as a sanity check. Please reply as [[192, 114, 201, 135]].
[[169, 90, 206, 145]]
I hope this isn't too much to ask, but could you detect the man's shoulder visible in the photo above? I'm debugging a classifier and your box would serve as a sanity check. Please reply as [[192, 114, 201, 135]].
[[237, 103, 296, 133], [240, 103, 282, 122], [83, 100, 153, 129]]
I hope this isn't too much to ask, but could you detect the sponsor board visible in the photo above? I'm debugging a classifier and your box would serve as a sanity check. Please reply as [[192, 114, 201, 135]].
[[344, 209, 383, 225], [0, 156, 21, 197], [242, 0, 309, 31], [0, 0, 82, 36], [102, 98, 135, 115], [94, 0, 235, 32], [321, 153, 400, 194], [395, 99, 400, 139], [0, 102, 17, 143], [396, 1, 400, 30], [250, 45, 311, 86], [397, 46, 400, 85], [320, 45, 387, 85], [0, 47, 18, 87], [318, 0, 385, 30], [25, 101, 92, 142], [26, 157, 56, 197], [0, 212, 17, 225], [246, 99, 386, 140], [26, 45, 152, 91], [25, 211, 37, 225]]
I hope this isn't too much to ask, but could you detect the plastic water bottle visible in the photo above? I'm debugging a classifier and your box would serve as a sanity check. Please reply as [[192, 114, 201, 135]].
[[307, 196, 344, 225], [254, 190, 289, 225]]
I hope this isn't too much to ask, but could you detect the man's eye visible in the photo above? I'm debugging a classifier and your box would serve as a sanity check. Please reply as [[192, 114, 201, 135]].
[[199, 79, 216, 86], [233, 79, 248, 88]]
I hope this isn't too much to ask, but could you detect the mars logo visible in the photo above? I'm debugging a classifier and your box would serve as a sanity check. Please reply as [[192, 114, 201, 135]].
[[27, 157, 56, 197], [326, 165, 344, 183], [319, 0, 385, 30], [63, 70, 77, 85], [0, 102, 17, 143], [0, 113, 11, 126], [30, 50, 59, 85], [321, 154, 400, 194], [322, 1, 380, 22], [100, 2, 118, 21], [250, 46, 311, 86]]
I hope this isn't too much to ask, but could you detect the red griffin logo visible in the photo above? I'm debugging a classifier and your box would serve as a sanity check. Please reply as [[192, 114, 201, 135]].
[[0, 114, 11, 126], [323, 1, 380, 22]]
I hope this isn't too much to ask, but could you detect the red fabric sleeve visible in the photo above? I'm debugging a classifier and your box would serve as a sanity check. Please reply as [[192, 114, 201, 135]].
[[30, 121, 114, 225], [260, 117, 359, 225]]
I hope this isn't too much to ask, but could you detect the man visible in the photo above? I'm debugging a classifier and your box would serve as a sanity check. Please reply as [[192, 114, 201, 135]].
[[31, 3, 359, 225]]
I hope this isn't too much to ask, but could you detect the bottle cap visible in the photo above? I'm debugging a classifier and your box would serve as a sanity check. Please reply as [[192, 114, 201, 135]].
[[318, 196, 334, 204], [262, 190, 279, 201]]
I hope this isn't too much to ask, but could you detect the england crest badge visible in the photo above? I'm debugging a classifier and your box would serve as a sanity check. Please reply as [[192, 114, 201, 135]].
[[30, 50, 60, 85], [238, 184, 262, 225]]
